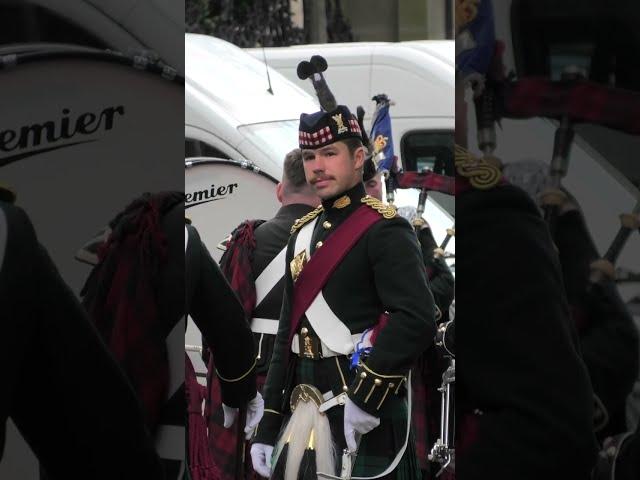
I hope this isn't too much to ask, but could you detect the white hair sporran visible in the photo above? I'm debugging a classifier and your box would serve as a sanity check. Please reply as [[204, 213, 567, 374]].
[[271, 384, 337, 480]]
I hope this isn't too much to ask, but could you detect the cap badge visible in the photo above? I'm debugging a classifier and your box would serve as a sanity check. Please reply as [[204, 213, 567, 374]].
[[331, 113, 348, 134]]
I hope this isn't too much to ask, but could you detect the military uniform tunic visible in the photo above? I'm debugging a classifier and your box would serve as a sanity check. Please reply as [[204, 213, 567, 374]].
[[254, 183, 436, 478]]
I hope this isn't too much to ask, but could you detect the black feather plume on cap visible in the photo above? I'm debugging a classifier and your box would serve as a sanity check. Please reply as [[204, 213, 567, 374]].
[[296, 55, 337, 112]]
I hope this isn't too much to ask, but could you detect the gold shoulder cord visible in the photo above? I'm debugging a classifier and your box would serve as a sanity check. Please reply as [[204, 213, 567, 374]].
[[455, 144, 501, 190], [360, 195, 397, 219], [216, 358, 257, 383], [290, 205, 324, 233]]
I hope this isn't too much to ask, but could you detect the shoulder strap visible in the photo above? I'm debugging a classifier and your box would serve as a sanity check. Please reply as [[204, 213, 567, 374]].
[[287, 205, 383, 346]]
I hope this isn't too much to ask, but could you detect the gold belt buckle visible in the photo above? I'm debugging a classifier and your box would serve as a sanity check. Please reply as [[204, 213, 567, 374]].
[[299, 327, 322, 359]]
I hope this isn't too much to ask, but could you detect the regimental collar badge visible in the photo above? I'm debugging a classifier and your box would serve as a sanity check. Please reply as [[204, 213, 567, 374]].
[[331, 112, 348, 134], [332, 195, 351, 209]]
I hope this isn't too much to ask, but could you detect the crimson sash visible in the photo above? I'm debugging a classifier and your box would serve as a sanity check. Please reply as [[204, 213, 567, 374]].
[[287, 205, 383, 346]]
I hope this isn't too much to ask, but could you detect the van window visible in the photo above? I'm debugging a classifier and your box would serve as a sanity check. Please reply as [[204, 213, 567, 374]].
[[185, 139, 230, 160], [400, 130, 454, 176]]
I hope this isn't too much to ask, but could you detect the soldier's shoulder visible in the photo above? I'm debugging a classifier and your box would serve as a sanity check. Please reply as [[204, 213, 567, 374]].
[[360, 195, 398, 219], [290, 205, 324, 234]]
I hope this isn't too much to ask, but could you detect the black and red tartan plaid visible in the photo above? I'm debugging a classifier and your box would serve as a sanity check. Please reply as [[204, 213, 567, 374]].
[[81, 191, 184, 433], [208, 219, 265, 479], [219, 220, 265, 316], [187, 354, 220, 480], [397, 171, 455, 196], [299, 105, 363, 149], [502, 77, 640, 135]]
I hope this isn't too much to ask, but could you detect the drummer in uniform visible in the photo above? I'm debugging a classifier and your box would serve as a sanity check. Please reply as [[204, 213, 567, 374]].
[[250, 104, 436, 478]]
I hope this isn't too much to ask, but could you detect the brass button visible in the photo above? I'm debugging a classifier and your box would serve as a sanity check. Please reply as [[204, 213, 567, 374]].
[[323, 221, 332, 229], [316, 241, 323, 248], [301, 327, 308, 336]]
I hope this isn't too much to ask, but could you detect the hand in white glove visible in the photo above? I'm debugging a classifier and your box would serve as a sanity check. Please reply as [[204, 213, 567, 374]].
[[343, 397, 380, 452], [244, 392, 264, 439], [222, 403, 238, 428], [250, 442, 273, 478]]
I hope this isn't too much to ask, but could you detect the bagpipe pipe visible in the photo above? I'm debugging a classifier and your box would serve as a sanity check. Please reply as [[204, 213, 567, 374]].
[[361, 94, 455, 261], [471, 40, 640, 286]]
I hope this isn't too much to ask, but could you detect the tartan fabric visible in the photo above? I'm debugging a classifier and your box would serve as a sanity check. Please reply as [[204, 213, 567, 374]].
[[396, 171, 455, 196], [81, 191, 184, 432], [219, 220, 265, 316], [205, 355, 268, 480], [502, 77, 640, 134], [284, 357, 421, 479], [186, 354, 220, 480], [299, 126, 334, 148], [211, 220, 268, 479]]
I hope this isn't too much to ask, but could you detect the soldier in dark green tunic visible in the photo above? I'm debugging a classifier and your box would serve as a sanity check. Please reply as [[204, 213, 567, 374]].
[[250, 105, 436, 479]]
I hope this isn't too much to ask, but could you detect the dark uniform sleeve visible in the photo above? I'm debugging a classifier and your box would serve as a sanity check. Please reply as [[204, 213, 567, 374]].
[[188, 226, 257, 408], [253, 238, 295, 445], [456, 185, 598, 479], [418, 227, 455, 316], [1, 203, 164, 480], [555, 210, 639, 434], [348, 217, 436, 415]]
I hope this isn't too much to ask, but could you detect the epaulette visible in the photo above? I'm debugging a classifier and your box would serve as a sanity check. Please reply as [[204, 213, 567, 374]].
[[455, 144, 501, 190], [0, 184, 16, 204], [290, 205, 324, 233], [185, 216, 192, 225], [360, 195, 397, 219]]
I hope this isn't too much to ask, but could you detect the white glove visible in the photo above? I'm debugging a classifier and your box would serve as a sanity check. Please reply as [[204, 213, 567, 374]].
[[343, 397, 380, 452], [222, 392, 264, 436], [244, 392, 264, 439], [250, 442, 274, 478], [222, 403, 238, 428]]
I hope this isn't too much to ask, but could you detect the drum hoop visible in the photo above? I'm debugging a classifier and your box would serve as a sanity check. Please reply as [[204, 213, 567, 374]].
[[0, 48, 184, 84], [185, 157, 279, 184]]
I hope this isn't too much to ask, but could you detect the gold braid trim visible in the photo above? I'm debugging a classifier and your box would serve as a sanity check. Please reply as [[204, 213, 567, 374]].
[[216, 358, 256, 383], [455, 144, 501, 190], [290, 205, 324, 233], [264, 408, 283, 416], [360, 362, 405, 379], [360, 195, 397, 219]]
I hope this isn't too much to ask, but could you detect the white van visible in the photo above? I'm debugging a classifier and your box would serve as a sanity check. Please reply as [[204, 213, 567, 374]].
[[246, 41, 456, 217]]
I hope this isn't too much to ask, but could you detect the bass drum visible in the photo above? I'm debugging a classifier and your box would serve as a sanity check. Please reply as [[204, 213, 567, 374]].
[[184, 157, 280, 374], [184, 157, 281, 261], [0, 47, 184, 293]]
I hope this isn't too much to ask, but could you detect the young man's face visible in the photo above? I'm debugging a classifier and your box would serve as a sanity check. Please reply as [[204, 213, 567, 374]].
[[302, 141, 364, 200], [364, 172, 384, 201]]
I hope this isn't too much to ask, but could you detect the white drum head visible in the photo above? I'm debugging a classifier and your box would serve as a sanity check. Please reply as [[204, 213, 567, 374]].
[[185, 158, 280, 261], [0, 49, 184, 293]]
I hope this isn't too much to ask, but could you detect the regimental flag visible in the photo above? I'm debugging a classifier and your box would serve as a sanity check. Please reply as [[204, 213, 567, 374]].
[[455, 0, 496, 81], [369, 94, 397, 174]]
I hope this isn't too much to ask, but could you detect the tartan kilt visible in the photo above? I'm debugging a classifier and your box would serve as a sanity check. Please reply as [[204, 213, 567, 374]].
[[287, 357, 422, 479]]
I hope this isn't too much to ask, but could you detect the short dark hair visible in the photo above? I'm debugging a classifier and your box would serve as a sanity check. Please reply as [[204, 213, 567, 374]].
[[282, 148, 309, 194], [342, 137, 364, 157]]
